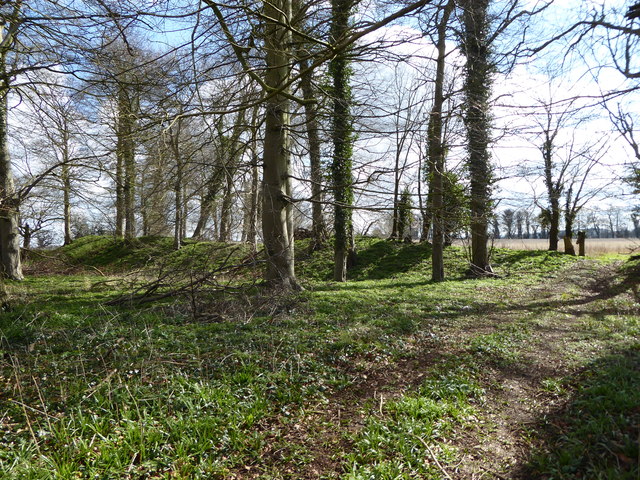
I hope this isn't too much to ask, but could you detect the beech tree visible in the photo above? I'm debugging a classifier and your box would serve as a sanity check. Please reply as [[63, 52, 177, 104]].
[[0, 2, 25, 279], [19, 81, 89, 246]]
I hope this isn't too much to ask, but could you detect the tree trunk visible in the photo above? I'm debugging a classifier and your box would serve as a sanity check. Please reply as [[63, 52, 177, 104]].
[[429, 0, 454, 282], [169, 125, 183, 250], [563, 235, 575, 255], [62, 161, 72, 245], [116, 86, 137, 239], [390, 149, 401, 240], [174, 168, 183, 249], [192, 183, 217, 239], [548, 200, 560, 250], [462, 0, 492, 275], [577, 231, 586, 256], [22, 224, 31, 251], [246, 154, 260, 250], [115, 139, 125, 238], [299, 58, 327, 249], [564, 209, 576, 255], [330, 0, 355, 282], [0, 48, 22, 280], [261, 0, 300, 290], [124, 124, 136, 240], [181, 184, 188, 239], [219, 172, 233, 242]]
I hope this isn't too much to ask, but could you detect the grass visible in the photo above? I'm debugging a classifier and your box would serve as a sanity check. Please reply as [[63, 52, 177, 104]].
[[1, 236, 639, 479], [527, 350, 640, 480], [344, 367, 484, 479]]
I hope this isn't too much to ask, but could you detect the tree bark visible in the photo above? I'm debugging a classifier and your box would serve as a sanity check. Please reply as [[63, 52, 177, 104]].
[[299, 58, 327, 249], [168, 123, 184, 250], [219, 171, 234, 242], [429, 0, 454, 282], [462, 0, 493, 275], [0, 27, 23, 280], [62, 161, 72, 245], [261, 0, 300, 290], [193, 112, 245, 240], [564, 205, 576, 255], [192, 182, 217, 239], [124, 107, 136, 240], [115, 86, 137, 239], [563, 235, 575, 255], [330, 0, 355, 282], [577, 231, 586, 256], [115, 146, 125, 238], [246, 153, 260, 250], [390, 148, 401, 240]]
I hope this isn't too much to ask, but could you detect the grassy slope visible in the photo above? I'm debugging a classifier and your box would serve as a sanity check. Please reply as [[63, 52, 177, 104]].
[[1, 237, 638, 479]]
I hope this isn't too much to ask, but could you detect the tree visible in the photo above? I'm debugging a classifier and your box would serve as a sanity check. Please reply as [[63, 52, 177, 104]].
[[20, 80, 91, 246], [388, 66, 429, 242], [258, 0, 301, 289], [293, 0, 328, 250], [0, 1, 25, 279], [632, 207, 640, 237], [397, 187, 413, 241], [501, 209, 515, 238], [330, 0, 356, 282], [201, 0, 433, 287], [515, 210, 524, 238], [440, 170, 468, 246], [533, 98, 608, 252], [460, 0, 493, 275], [428, 0, 455, 282], [539, 110, 562, 251]]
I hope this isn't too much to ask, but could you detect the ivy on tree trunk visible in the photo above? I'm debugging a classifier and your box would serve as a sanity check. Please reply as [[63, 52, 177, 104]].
[[330, 0, 355, 282], [461, 0, 493, 275]]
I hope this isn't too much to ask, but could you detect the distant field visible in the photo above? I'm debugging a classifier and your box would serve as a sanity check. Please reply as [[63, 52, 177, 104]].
[[485, 238, 640, 255]]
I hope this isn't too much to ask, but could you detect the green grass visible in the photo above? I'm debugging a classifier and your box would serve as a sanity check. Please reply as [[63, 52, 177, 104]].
[[1, 237, 638, 478], [55, 235, 251, 273], [528, 350, 640, 480], [344, 367, 484, 479]]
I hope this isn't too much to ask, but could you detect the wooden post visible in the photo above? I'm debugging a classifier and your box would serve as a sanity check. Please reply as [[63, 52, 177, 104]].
[[577, 231, 586, 257]]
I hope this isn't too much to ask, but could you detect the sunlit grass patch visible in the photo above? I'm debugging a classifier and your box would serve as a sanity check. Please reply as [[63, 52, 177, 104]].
[[343, 369, 484, 479]]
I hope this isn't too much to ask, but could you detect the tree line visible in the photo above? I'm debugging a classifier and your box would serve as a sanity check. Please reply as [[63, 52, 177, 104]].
[[0, 0, 638, 287]]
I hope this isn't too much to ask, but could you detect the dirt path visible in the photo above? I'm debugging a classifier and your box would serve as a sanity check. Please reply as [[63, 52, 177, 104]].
[[444, 259, 636, 479], [243, 259, 637, 479]]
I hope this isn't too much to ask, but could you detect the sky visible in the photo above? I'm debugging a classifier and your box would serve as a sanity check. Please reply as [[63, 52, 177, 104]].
[[10, 0, 640, 242], [349, 0, 640, 234]]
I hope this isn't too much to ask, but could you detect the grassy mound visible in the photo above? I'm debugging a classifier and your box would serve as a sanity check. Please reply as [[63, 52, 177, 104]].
[[29, 235, 583, 286], [55, 235, 251, 273]]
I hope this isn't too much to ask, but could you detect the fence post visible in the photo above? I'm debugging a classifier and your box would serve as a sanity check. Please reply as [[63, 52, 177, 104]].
[[577, 231, 586, 257]]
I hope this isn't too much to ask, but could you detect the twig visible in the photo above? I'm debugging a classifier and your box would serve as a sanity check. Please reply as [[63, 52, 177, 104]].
[[23, 248, 106, 276], [11, 357, 42, 455], [412, 434, 453, 480], [8, 399, 57, 420], [82, 369, 118, 400]]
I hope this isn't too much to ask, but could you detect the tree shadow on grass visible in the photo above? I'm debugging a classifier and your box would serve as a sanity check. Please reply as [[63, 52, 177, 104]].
[[349, 241, 432, 280], [517, 349, 640, 480]]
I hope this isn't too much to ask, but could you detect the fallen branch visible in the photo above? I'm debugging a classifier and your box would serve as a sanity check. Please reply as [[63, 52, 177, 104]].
[[412, 434, 453, 480], [105, 247, 265, 306]]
